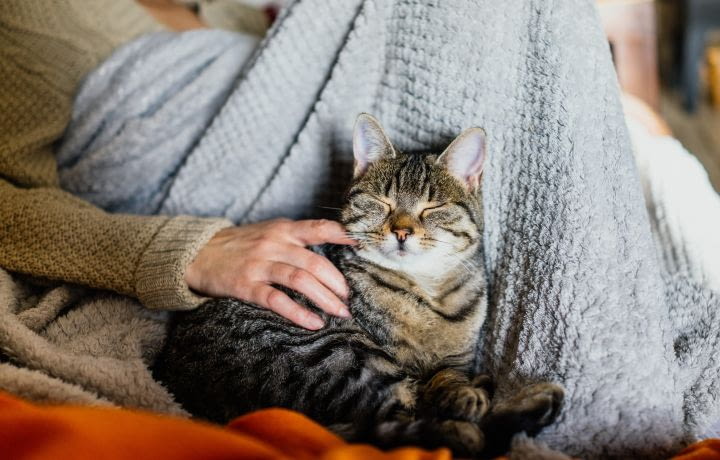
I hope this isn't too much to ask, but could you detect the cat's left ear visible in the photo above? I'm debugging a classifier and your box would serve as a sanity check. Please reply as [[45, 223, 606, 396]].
[[353, 113, 396, 177], [436, 127, 486, 191]]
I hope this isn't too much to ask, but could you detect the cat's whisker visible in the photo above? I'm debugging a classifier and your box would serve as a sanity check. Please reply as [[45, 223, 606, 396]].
[[460, 258, 479, 270], [461, 261, 475, 275], [423, 240, 450, 247], [423, 236, 448, 243], [457, 260, 473, 275], [345, 235, 379, 245], [346, 235, 369, 243], [441, 253, 475, 275], [345, 231, 384, 242], [435, 244, 480, 270], [317, 205, 344, 211], [422, 236, 455, 249], [454, 260, 473, 275]]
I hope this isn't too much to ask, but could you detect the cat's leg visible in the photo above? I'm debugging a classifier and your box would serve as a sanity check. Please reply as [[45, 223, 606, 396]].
[[481, 382, 564, 457], [420, 368, 492, 424], [470, 373, 494, 397], [369, 377, 485, 457], [376, 416, 485, 457]]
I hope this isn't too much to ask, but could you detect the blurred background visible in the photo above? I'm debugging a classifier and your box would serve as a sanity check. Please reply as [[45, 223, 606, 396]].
[[598, 0, 720, 190]]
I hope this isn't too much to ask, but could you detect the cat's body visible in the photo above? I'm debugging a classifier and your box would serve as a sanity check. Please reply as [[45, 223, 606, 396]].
[[154, 240, 486, 432], [153, 115, 562, 457]]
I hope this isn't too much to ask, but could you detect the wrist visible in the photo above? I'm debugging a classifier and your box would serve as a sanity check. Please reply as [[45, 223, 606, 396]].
[[135, 216, 233, 310]]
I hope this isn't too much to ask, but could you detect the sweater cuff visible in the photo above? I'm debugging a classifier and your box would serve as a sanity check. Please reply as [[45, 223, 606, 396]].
[[134, 215, 233, 310]]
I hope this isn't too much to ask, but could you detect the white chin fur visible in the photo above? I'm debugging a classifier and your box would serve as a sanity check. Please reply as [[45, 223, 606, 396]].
[[356, 242, 459, 281]]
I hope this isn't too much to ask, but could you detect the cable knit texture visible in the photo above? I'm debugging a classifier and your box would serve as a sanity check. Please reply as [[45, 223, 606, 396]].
[[2, 0, 720, 457]]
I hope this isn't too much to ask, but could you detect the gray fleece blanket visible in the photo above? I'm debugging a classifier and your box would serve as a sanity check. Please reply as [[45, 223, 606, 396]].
[[8, 0, 720, 457]]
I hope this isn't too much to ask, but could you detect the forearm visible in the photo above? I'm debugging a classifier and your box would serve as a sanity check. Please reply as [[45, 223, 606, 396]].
[[0, 180, 231, 309]]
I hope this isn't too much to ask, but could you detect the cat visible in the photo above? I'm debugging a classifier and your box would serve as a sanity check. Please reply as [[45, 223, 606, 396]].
[[153, 113, 563, 457]]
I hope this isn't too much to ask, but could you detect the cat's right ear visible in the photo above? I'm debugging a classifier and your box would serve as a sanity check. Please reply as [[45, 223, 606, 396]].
[[353, 113, 395, 177], [436, 127, 486, 191]]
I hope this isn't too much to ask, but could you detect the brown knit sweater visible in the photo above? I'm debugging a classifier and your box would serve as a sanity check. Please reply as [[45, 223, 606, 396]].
[[0, 0, 232, 310]]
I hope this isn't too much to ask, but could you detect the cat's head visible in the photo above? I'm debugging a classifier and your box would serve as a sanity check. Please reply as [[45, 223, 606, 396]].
[[342, 113, 485, 274]]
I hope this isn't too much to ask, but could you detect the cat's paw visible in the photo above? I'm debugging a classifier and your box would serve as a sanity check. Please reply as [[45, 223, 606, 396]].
[[437, 419, 485, 457], [528, 383, 564, 428], [436, 384, 491, 423], [479, 382, 564, 458], [374, 417, 483, 457], [486, 382, 564, 435], [471, 374, 494, 398], [423, 369, 490, 423]]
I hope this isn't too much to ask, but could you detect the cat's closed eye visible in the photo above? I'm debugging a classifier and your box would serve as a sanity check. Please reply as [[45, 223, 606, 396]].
[[352, 194, 393, 214], [418, 202, 447, 217], [373, 195, 395, 211]]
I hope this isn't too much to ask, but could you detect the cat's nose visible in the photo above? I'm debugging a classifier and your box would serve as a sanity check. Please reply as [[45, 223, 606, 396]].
[[392, 227, 414, 242]]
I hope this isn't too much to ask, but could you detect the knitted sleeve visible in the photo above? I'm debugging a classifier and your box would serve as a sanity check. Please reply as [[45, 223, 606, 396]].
[[0, 0, 233, 310], [0, 181, 232, 310]]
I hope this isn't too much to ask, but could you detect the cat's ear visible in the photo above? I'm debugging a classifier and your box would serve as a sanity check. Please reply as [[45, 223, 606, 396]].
[[353, 113, 395, 177], [436, 127, 486, 191]]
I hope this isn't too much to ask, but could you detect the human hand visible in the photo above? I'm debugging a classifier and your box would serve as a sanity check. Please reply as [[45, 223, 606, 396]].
[[185, 219, 356, 330]]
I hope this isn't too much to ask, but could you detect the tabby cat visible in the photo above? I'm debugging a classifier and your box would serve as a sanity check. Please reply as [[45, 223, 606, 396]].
[[153, 114, 563, 457]]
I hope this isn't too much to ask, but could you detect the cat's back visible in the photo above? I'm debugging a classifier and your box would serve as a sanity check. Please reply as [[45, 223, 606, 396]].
[[153, 292, 378, 423], [157, 244, 360, 376]]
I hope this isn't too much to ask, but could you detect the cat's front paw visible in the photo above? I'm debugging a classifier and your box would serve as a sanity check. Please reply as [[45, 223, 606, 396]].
[[479, 382, 564, 458], [471, 374, 494, 398], [437, 384, 491, 424], [438, 419, 485, 457], [423, 369, 491, 423], [374, 416, 484, 457], [486, 382, 564, 435]]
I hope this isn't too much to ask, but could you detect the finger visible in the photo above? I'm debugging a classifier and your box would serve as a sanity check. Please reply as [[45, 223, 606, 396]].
[[250, 284, 325, 330], [273, 246, 349, 299], [267, 263, 351, 319], [289, 219, 357, 246]]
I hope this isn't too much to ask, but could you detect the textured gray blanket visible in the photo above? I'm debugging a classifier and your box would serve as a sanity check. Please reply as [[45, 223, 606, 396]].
[[53, 0, 720, 457]]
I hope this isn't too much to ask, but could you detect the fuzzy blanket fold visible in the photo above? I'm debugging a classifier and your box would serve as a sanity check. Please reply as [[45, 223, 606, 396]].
[[1, 0, 718, 458], [0, 270, 184, 415]]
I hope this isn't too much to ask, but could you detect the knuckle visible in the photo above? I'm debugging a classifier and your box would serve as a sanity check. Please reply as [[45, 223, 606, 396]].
[[230, 272, 245, 288], [268, 229, 286, 241], [254, 237, 275, 252], [289, 268, 309, 286], [249, 285, 266, 302], [232, 279, 250, 295], [235, 261, 260, 282], [304, 257, 325, 274], [266, 288, 285, 306], [267, 262, 282, 279], [271, 219, 291, 231], [294, 307, 313, 323], [310, 219, 331, 231]]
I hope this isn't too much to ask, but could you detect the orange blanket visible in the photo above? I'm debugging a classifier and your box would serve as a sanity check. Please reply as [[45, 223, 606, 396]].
[[0, 391, 449, 460], [2, 390, 719, 460], [673, 440, 720, 460]]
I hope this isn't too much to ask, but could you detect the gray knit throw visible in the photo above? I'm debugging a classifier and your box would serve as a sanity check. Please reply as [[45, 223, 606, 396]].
[[57, 0, 720, 457]]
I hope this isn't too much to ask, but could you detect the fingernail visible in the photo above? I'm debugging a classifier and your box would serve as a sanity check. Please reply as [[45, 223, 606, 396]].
[[307, 315, 325, 330], [336, 306, 352, 318]]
